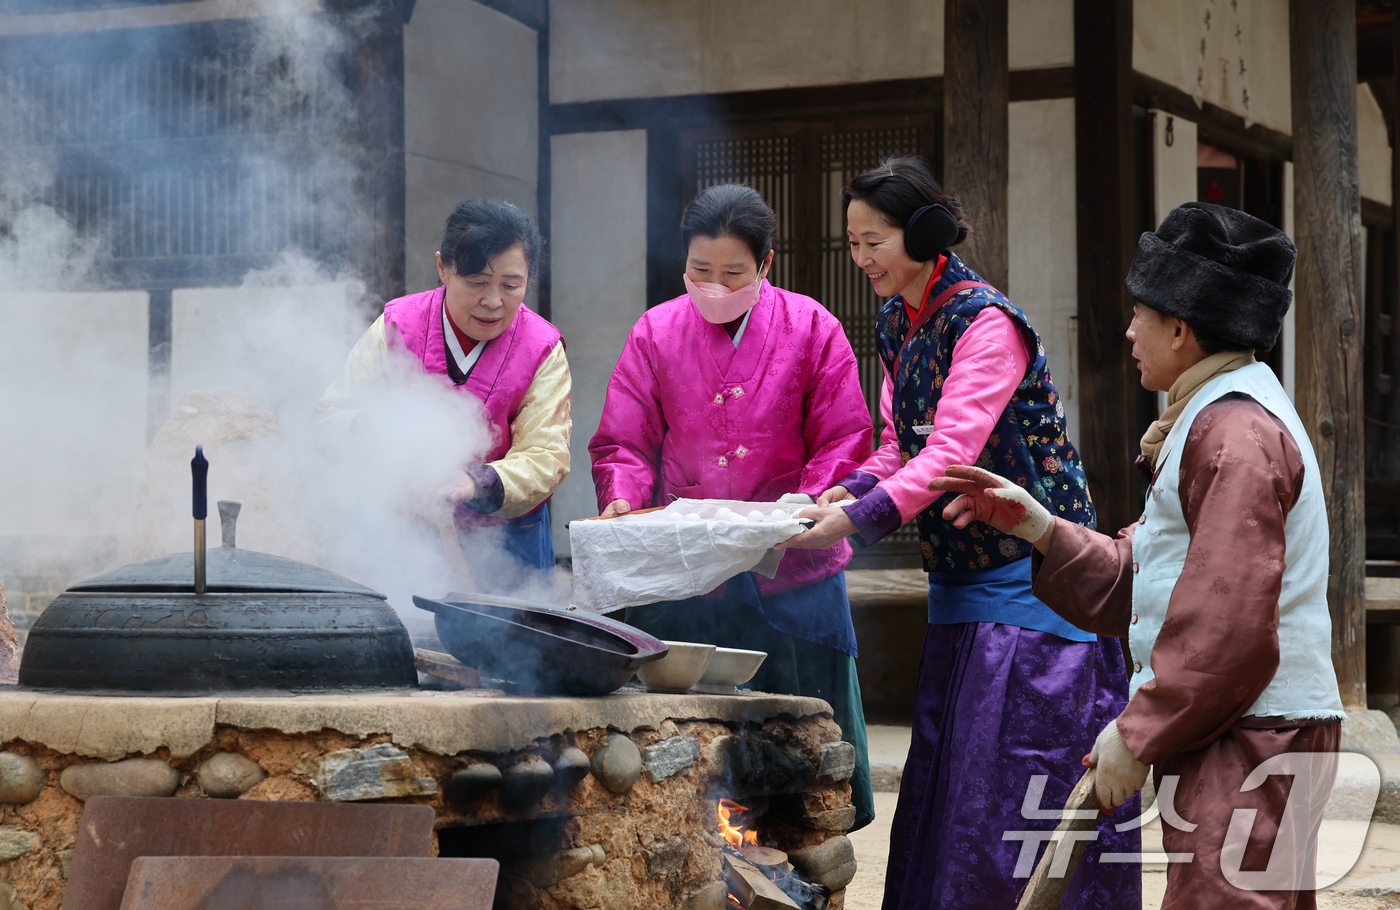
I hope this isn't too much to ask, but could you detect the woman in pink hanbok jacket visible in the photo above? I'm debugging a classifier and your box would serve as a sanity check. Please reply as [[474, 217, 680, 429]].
[[318, 199, 570, 577], [589, 184, 875, 828]]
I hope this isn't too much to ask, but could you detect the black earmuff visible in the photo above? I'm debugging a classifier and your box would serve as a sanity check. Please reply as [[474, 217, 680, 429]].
[[904, 204, 960, 262]]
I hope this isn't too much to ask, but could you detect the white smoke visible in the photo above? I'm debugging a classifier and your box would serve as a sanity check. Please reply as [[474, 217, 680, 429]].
[[0, 4, 570, 651]]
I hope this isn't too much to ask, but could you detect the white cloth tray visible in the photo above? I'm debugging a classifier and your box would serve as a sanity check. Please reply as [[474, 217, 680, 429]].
[[568, 499, 807, 612]]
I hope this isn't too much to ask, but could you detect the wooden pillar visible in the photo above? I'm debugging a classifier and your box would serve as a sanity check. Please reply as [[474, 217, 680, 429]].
[[943, 0, 1008, 291], [341, 1, 407, 309], [1073, 0, 1136, 534], [536, 0, 552, 319], [1290, 0, 1365, 708], [146, 289, 172, 445]]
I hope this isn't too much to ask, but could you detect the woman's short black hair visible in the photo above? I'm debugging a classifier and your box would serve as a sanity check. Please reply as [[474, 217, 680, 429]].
[[679, 184, 776, 267], [841, 154, 971, 246], [439, 198, 543, 278]]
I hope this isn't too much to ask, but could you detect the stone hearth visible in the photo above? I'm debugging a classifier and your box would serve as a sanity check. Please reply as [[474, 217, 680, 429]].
[[0, 688, 857, 909]]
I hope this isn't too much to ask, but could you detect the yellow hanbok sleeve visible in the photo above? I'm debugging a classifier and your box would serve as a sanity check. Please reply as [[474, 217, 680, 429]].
[[489, 340, 572, 519], [314, 315, 389, 448]]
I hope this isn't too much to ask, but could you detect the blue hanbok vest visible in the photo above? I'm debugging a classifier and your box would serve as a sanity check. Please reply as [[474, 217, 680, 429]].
[[876, 253, 1095, 574]]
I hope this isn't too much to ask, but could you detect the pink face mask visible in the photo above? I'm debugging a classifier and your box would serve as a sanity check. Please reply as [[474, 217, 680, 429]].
[[684, 273, 764, 324]]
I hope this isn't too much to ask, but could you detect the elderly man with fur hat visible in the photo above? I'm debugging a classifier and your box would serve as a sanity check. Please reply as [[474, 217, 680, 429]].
[[930, 201, 1346, 909]]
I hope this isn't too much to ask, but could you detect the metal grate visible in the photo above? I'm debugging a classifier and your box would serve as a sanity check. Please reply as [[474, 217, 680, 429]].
[[0, 54, 339, 146], [0, 20, 351, 286], [44, 163, 347, 262]]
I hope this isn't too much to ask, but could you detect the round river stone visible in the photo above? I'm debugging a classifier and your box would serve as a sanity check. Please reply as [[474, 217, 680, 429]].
[[60, 758, 180, 801], [197, 752, 266, 799], [445, 762, 502, 801], [0, 753, 45, 804], [590, 732, 641, 794], [552, 747, 590, 789], [501, 758, 554, 808]]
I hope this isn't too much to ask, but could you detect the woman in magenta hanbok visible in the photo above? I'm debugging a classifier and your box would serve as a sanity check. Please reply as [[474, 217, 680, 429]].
[[319, 199, 570, 578], [589, 184, 876, 828]]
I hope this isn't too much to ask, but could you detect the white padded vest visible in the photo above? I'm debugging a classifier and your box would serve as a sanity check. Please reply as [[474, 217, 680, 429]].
[[1128, 362, 1345, 721]]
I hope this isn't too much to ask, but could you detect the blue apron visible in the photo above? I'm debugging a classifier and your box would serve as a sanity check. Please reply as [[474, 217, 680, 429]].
[[498, 503, 555, 571], [926, 556, 1094, 642]]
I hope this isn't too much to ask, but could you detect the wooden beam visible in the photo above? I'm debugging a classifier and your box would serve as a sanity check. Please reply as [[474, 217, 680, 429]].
[[943, 0, 1009, 290], [1362, 196, 1394, 228], [469, 0, 546, 32], [1010, 66, 1075, 102], [645, 124, 684, 309], [547, 68, 1073, 136], [535, 0, 551, 319], [146, 289, 172, 445], [1292, 0, 1367, 709], [1074, 0, 1136, 535], [1132, 71, 1292, 164]]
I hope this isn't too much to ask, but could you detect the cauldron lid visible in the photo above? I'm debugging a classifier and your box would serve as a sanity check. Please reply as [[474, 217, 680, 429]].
[[70, 545, 382, 597]]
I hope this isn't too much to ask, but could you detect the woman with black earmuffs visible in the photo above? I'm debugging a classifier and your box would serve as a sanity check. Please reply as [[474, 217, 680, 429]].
[[778, 155, 1140, 908]]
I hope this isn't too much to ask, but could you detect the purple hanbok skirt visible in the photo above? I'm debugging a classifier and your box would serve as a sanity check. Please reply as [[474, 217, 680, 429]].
[[883, 622, 1142, 910]]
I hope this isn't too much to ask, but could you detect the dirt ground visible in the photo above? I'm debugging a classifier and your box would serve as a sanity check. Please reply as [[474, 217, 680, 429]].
[[845, 793, 1400, 909]]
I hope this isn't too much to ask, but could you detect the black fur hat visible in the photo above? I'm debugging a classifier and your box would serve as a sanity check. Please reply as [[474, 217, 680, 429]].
[[1124, 202, 1296, 352]]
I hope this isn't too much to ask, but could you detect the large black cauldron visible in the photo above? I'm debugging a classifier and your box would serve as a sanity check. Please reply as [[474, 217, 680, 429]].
[[18, 503, 416, 693]]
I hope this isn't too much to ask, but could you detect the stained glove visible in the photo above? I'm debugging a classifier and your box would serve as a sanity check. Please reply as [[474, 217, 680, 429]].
[[926, 464, 1052, 543], [1085, 719, 1149, 814]]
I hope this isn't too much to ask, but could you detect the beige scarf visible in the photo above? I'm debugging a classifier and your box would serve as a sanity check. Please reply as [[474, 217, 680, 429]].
[[1139, 350, 1256, 468]]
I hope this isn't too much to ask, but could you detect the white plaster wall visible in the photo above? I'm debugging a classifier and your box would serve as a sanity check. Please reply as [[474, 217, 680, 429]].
[[548, 130, 649, 554], [0, 292, 148, 539], [170, 283, 367, 426], [549, 0, 1072, 104], [1134, 0, 1292, 136], [1009, 0, 1073, 69], [404, 0, 539, 294], [1149, 108, 1198, 224], [1359, 83, 1393, 206], [1007, 98, 1080, 445]]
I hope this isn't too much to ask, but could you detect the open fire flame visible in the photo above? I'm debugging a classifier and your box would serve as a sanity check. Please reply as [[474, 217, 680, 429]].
[[719, 799, 757, 908], [718, 798, 759, 848]]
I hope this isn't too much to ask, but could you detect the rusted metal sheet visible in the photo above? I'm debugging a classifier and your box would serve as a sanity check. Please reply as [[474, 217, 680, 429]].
[[66, 797, 435, 910], [118, 856, 498, 909]]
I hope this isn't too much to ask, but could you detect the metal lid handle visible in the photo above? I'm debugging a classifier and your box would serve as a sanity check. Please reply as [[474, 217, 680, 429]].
[[218, 501, 242, 549]]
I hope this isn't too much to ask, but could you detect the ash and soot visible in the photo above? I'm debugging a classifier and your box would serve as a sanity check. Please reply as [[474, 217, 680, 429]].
[[0, 1, 569, 659]]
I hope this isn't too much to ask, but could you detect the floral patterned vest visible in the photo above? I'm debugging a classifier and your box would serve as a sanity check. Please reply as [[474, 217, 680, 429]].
[[876, 253, 1095, 572]]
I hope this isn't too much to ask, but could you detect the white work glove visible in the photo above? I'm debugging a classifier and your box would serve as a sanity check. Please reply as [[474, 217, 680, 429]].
[[777, 492, 816, 506], [926, 464, 1052, 543], [1085, 719, 1149, 814]]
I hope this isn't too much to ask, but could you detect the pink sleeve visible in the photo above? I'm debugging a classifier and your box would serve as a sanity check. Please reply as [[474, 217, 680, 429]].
[[876, 307, 1031, 522], [855, 368, 905, 481], [588, 322, 665, 511], [795, 318, 876, 495]]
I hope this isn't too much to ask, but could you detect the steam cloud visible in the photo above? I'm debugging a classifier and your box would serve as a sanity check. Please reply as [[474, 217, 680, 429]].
[[0, 3, 569, 650]]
